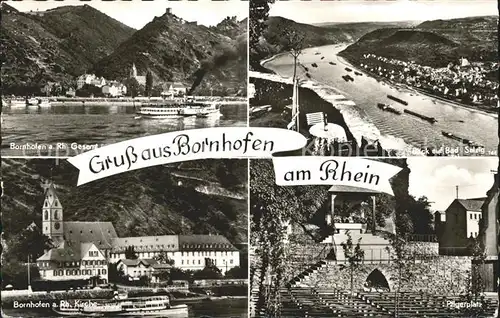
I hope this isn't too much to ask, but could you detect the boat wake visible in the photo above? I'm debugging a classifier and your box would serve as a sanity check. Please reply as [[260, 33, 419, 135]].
[[299, 80, 423, 156]]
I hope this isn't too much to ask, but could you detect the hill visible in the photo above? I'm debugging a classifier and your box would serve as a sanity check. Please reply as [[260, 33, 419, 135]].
[[1, 3, 135, 94], [340, 16, 498, 67], [250, 16, 416, 71], [1, 158, 248, 246], [92, 10, 247, 95]]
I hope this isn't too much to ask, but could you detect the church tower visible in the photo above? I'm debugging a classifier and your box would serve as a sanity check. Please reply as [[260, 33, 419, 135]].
[[130, 63, 138, 78], [42, 180, 64, 245]]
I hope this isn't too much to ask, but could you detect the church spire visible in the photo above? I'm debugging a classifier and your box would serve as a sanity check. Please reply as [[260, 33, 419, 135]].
[[42, 178, 64, 245]]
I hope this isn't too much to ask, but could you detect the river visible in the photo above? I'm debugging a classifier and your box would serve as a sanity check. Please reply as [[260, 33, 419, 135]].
[[3, 298, 248, 318], [263, 44, 498, 156], [1, 103, 247, 157]]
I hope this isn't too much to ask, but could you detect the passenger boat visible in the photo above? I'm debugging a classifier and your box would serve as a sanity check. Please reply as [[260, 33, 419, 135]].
[[329, 62, 336, 65], [387, 95, 408, 105], [377, 103, 401, 115], [178, 102, 220, 117], [137, 103, 184, 118], [354, 71, 363, 76], [311, 63, 318, 68], [8, 99, 28, 107], [306, 73, 311, 78], [53, 295, 188, 317], [137, 99, 219, 119], [345, 67, 352, 72], [320, 56, 325, 60], [404, 109, 437, 123]]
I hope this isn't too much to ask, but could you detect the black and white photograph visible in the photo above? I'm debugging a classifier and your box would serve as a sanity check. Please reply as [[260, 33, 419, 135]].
[[250, 158, 499, 317], [1, 158, 248, 317], [1, 0, 248, 157], [249, 0, 498, 157]]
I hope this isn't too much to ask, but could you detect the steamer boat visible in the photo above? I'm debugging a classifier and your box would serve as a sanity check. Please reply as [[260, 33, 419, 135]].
[[136, 99, 219, 119], [53, 295, 188, 317]]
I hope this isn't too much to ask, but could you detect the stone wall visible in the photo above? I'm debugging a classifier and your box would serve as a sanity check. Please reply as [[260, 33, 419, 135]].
[[304, 256, 472, 296], [407, 242, 439, 256]]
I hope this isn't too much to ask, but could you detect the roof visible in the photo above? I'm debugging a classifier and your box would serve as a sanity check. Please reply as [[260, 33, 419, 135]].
[[178, 235, 238, 251], [456, 198, 486, 212], [43, 182, 61, 208], [64, 222, 118, 249], [37, 241, 82, 262], [117, 258, 158, 267], [111, 235, 178, 253], [328, 185, 382, 194]]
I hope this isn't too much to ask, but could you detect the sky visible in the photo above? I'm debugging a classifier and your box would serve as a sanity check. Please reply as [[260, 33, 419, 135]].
[[269, 0, 497, 24], [407, 158, 497, 211], [8, 0, 249, 30]]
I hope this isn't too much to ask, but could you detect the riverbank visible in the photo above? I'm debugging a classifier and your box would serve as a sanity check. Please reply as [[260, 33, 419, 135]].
[[337, 54, 498, 118], [3, 96, 247, 107]]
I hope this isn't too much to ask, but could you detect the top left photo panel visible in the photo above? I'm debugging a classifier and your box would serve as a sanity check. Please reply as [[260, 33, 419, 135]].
[[1, 0, 249, 157]]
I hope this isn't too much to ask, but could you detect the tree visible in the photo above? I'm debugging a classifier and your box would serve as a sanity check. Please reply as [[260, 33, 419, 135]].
[[251, 160, 329, 316], [268, 21, 305, 83], [193, 264, 223, 280], [225, 266, 247, 279], [145, 71, 153, 97], [10, 225, 53, 262], [125, 246, 138, 260], [108, 262, 126, 284], [124, 77, 140, 98], [386, 234, 417, 318], [339, 231, 365, 295], [407, 196, 434, 235], [153, 251, 175, 265]]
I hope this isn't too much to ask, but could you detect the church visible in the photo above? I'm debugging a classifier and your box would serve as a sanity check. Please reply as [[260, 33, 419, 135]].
[[36, 181, 240, 283], [130, 63, 147, 86]]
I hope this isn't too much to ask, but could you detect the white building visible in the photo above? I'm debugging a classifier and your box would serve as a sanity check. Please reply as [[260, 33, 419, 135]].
[[161, 82, 187, 98], [37, 180, 241, 283], [109, 235, 239, 275]]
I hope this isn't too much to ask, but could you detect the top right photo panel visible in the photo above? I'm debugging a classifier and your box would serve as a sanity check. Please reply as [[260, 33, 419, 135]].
[[249, 0, 498, 157]]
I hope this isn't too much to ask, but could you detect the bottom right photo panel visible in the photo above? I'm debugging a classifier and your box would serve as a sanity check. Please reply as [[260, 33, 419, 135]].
[[250, 158, 499, 317]]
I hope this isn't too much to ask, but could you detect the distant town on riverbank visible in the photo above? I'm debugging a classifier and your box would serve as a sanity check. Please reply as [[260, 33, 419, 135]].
[[249, 0, 498, 156]]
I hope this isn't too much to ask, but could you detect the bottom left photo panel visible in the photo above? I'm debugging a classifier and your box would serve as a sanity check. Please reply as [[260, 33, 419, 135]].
[[1, 158, 249, 318]]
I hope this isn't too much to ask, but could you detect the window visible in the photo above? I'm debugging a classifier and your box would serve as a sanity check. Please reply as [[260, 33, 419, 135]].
[[54, 211, 59, 220], [102, 269, 107, 274], [187, 260, 189, 265], [181, 260, 184, 265], [474, 214, 477, 220], [198, 260, 201, 265], [230, 259, 233, 264], [44, 211, 48, 220], [470, 214, 473, 219]]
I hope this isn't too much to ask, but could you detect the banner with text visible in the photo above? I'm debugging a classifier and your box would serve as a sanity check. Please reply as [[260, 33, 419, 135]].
[[67, 127, 307, 185], [272, 157, 402, 195]]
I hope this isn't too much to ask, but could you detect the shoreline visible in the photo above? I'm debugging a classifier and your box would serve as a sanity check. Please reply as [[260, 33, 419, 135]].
[[336, 54, 498, 119]]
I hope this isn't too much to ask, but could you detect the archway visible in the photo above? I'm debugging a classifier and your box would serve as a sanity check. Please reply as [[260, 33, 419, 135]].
[[365, 269, 390, 291]]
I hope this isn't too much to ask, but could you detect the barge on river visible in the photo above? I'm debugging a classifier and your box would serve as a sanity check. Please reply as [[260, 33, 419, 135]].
[[387, 95, 408, 106], [377, 103, 402, 115], [342, 75, 354, 82], [441, 131, 484, 148], [404, 109, 437, 123]]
